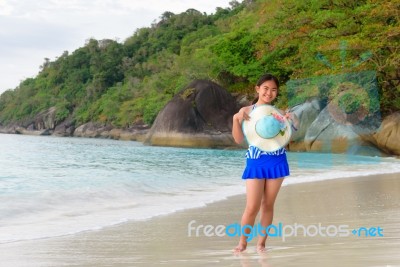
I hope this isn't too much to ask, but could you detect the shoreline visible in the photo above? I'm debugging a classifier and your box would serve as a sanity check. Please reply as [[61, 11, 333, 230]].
[[2, 172, 400, 266]]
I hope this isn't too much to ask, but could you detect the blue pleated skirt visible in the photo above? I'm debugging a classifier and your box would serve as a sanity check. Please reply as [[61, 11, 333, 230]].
[[242, 152, 290, 179]]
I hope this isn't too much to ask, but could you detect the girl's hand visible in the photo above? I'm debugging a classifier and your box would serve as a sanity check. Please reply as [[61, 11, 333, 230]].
[[284, 112, 294, 120], [284, 111, 300, 130], [234, 108, 250, 124]]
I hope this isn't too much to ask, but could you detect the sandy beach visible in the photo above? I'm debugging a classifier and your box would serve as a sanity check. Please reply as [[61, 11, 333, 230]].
[[2, 172, 400, 267]]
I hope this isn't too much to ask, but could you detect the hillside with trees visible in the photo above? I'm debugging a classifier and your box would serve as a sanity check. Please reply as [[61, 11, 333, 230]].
[[0, 0, 398, 130]]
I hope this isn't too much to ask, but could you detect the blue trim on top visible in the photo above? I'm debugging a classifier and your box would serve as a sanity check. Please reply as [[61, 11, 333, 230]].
[[245, 146, 286, 159]]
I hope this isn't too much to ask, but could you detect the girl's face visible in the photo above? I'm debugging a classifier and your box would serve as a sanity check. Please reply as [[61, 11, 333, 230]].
[[256, 80, 278, 104]]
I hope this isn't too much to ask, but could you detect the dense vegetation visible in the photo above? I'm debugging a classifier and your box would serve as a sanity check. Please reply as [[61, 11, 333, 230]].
[[0, 0, 398, 128]]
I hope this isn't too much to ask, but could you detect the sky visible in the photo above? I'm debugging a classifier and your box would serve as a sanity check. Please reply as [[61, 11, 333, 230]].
[[0, 0, 234, 94]]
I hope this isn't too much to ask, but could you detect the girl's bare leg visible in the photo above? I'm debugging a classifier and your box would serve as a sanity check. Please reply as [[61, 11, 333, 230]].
[[256, 178, 284, 252], [234, 179, 265, 253]]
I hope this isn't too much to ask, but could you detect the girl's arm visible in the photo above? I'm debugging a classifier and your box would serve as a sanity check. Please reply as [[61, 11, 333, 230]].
[[232, 107, 250, 144]]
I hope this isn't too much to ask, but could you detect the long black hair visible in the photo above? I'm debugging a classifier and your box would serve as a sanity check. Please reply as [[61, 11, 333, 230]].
[[252, 73, 280, 104]]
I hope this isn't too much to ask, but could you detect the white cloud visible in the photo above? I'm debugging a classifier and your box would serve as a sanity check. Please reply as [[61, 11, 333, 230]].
[[0, 1, 12, 16], [0, 0, 234, 93]]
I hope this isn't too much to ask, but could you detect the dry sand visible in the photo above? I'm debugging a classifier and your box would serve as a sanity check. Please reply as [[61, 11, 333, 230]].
[[2, 173, 400, 266]]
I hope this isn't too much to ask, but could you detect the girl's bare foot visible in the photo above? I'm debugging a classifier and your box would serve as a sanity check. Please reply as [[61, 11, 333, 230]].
[[233, 242, 247, 253], [256, 241, 266, 253], [256, 245, 267, 253]]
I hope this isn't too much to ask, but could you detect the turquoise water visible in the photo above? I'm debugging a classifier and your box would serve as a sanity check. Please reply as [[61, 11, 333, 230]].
[[1, 134, 399, 243]]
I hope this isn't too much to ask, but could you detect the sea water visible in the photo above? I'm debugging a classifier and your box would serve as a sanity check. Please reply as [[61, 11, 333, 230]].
[[0, 134, 399, 244]]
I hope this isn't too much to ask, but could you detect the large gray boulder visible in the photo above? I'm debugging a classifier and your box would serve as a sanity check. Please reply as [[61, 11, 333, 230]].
[[33, 107, 57, 130], [366, 112, 400, 156], [145, 80, 238, 148], [73, 122, 113, 138], [287, 99, 321, 151], [53, 118, 75, 137], [304, 101, 383, 156]]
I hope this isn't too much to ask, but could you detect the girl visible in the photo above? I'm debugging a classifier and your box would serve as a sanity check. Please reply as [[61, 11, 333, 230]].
[[232, 73, 298, 253]]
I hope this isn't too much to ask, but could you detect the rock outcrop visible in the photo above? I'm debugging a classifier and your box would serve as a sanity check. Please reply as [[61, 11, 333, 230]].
[[0, 106, 149, 141], [32, 107, 57, 130], [304, 104, 383, 155], [145, 79, 238, 148], [287, 98, 386, 156], [53, 118, 75, 137], [0, 107, 57, 136], [287, 99, 321, 151], [74, 122, 148, 141], [366, 112, 400, 156]]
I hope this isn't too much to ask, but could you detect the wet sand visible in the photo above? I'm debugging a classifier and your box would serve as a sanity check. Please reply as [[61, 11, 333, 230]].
[[2, 173, 400, 266]]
